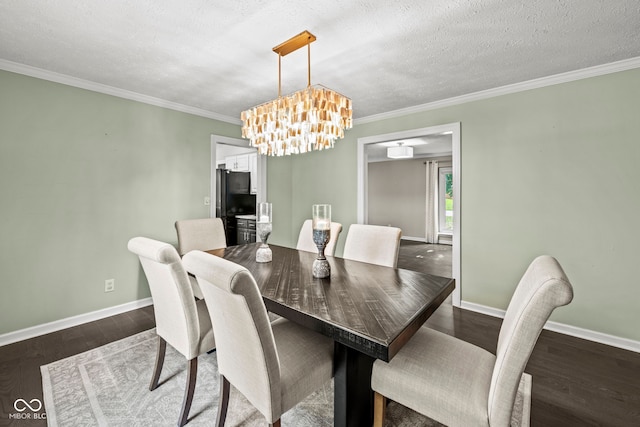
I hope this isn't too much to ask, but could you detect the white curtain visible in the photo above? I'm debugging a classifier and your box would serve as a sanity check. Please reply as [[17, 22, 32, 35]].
[[425, 160, 439, 243]]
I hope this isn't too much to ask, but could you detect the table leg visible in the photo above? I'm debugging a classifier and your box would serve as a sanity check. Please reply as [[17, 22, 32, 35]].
[[334, 342, 375, 427]]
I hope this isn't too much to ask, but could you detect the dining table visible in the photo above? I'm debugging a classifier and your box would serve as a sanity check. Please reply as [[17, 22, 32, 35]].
[[205, 242, 455, 427]]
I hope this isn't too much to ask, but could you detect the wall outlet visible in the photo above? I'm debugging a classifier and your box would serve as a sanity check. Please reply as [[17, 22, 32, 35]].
[[104, 279, 115, 293], [204, 196, 211, 206]]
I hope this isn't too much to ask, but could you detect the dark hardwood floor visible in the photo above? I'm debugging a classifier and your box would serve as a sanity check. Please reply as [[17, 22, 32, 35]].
[[397, 240, 453, 278], [399, 241, 640, 427], [0, 307, 156, 426], [0, 241, 638, 426]]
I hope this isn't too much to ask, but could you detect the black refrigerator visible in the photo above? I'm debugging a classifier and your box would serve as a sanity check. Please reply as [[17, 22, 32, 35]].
[[216, 169, 255, 245]]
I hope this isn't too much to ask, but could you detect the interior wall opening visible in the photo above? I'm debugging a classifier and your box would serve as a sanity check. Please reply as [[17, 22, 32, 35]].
[[356, 123, 461, 306]]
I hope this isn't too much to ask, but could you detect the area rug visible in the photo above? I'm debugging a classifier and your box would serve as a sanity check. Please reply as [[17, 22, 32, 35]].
[[41, 329, 530, 426]]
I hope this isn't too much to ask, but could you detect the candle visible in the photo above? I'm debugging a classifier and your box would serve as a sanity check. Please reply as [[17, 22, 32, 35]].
[[313, 219, 330, 230], [258, 202, 272, 223], [256, 202, 273, 263], [311, 204, 332, 278], [312, 204, 331, 230]]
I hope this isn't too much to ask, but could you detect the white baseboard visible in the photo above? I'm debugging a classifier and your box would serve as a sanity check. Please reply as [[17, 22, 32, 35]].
[[401, 236, 426, 242], [4, 296, 638, 354], [0, 298, 153, 347], [401, 236, 452, 245], [460, 301, 640, 354]]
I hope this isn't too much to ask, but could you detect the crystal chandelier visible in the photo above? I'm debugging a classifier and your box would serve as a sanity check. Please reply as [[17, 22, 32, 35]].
[[241, 31, 352, 156]]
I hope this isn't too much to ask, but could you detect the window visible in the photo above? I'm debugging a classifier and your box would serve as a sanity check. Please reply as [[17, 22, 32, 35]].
[[439, 167, 453, 234]]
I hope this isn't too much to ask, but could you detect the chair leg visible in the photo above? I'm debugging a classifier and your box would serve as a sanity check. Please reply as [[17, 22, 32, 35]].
[[373, 392, 386, 427], [178, 358, 198, 427], [216, 375, 230, 427], [149, 336, 167, 391], [269, 420, 281, 427]]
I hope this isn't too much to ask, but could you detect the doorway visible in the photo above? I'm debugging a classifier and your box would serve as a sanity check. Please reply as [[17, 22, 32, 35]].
[[356, 123, 461, 306], [210, 135, 267, 218]]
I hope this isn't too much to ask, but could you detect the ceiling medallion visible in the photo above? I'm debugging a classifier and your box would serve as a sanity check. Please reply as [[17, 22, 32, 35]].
[[241, 30, 353, 156]]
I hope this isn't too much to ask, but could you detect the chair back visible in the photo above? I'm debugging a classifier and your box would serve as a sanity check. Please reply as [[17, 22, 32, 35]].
[[342, 224, 402, 268], [127, 237, 200, 359], [175, 218, 226, 256], [296, 219, 343, 256], [488, 255, 573, 426], [182, 250, 282, 422]]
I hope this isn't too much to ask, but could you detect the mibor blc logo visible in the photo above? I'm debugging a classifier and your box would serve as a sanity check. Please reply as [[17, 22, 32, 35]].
[[9, 398, 46, 420]]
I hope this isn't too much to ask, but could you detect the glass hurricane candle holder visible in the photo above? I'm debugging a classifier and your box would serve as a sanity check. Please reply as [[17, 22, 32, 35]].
[[312, 204, 331, 278], [256, 202, 272, 263]]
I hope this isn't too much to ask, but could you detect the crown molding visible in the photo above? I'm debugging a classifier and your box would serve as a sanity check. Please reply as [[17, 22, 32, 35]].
[[0, 59, 241, 125], [355, 56, 640, 125], [4, 55, 640, 128]]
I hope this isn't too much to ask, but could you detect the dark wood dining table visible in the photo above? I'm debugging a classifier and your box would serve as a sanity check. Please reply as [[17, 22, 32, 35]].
[[206, 242, 455, 427]]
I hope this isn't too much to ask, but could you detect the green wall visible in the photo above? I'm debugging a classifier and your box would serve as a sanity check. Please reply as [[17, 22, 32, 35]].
[[268, 67, 640, 342], [2, 65, 639, 344], [0, 70, 239, 334], [267, 138, 360, 250]]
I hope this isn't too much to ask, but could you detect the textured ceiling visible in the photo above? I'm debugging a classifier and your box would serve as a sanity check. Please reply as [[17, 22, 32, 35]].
[[1, 0, 639, 122]]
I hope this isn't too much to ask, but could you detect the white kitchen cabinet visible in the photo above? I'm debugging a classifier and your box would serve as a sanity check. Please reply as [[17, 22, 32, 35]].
[[225, 154, 250, 171], [249, 153, 258, 194], [224, 152, 258, 194], [224, 155, 235, 169]]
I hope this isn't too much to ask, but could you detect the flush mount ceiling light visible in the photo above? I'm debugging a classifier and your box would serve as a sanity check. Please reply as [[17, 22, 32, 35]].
[[387, 142, 414, 159], [241, 30, 353, 157]]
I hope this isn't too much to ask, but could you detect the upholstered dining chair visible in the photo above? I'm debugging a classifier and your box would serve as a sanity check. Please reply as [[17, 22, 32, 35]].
[[342, 224, 402, 268], [175, 217, 227, 256], [182, 250, 334, 427], [127, 237, 216, 427], [295, 219, 343, 256], [175, 217, 227, 298], [371, 255, 574, 427]]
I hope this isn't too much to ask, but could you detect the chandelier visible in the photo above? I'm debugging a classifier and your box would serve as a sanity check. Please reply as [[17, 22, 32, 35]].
[[241, 30, 352, 156]]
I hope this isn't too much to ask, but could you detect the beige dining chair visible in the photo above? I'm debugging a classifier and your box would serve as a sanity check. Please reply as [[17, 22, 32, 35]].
[[295, 219, 343, 256], [342, 224, 402, 268], [182, 250, 334, 427], [371, 255, 574, 427], [175, 217, 227, 256], [175, 217, 227, 299], [127, 237, 216, 427]]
